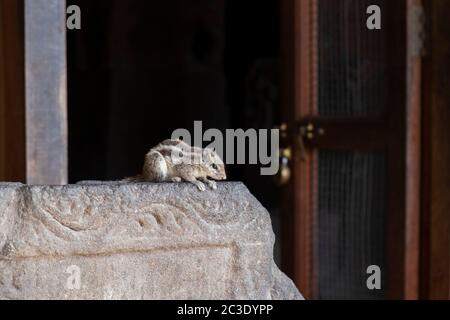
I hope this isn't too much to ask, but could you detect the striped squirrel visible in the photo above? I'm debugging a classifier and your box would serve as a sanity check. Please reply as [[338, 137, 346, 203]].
[[125, 139, 226, 191]]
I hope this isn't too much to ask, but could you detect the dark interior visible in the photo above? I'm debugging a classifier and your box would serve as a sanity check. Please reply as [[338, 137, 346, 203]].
[[67, 0, 283, 260]]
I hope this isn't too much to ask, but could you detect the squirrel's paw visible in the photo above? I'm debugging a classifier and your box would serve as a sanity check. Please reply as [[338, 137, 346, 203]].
[[207, 180, 217, 190], [170, 177, 182, 182], [194, 181, 206, 191]]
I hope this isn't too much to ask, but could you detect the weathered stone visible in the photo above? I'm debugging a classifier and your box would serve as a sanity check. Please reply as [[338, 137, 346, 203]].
[[0, 182, 302, 300]]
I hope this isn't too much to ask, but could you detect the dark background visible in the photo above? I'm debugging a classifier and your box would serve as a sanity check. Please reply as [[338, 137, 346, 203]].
[[67, 0, 283, 260]]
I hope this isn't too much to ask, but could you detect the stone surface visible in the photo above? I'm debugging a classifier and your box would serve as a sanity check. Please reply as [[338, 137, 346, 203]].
[[0, 182, 302, 300]]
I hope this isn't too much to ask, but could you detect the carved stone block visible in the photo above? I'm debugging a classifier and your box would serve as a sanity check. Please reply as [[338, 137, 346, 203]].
[[0, 182, 302, 300]]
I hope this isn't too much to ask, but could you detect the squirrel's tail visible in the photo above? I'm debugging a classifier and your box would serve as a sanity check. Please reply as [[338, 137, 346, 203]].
[[122, 174, 144, 182], [122, 151, 168, 182], [143, 151, 168, 181]]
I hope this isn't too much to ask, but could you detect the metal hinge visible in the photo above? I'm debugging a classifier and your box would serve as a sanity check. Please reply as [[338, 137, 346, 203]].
[[408, 4, 427, 57]]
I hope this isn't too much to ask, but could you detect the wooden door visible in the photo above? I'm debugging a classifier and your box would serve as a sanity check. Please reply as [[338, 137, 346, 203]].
[[281, 0, 422, 299], [0, 0, 25, 182], [421, 0, 450, 300]]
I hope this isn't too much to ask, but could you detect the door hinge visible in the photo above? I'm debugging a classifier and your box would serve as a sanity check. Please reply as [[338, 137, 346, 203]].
[[408, 4, 427, 57]]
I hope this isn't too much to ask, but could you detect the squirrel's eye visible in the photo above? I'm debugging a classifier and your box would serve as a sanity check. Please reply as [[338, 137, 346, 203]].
[[212, 164, 218, 170]]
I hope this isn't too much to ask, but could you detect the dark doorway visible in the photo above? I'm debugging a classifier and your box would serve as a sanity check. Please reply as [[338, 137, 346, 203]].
[[67, 0, 283, 260]]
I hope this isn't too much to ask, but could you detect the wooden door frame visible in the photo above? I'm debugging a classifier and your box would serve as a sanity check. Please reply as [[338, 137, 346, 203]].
[[420, 0, 450, 300], [0, 0, 68, 185], [280, 0, 422, 299], [403, 0, 422, 300], [280, 0, 318, 299], [0, 0, 26, 182]]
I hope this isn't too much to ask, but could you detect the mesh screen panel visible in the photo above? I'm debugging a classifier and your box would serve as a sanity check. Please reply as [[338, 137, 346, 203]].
[[317, 151, 385, 299], [318, 0, 387, 115]]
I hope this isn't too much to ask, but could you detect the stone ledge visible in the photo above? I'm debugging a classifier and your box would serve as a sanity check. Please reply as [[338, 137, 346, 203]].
[[0, 182, 302, 300]]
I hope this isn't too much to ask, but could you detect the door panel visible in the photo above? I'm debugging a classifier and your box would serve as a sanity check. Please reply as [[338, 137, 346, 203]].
[[318, 0, 387, 116], [281, 0, 420, 299], [317, 151, 386, 299], [315, 0, 388, 299]]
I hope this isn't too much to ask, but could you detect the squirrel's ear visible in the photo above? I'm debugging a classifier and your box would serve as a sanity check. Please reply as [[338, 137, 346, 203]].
[[203, 148, 211, 155]]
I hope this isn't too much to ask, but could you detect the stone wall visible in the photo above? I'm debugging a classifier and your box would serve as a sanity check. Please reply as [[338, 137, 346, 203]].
[[0, 182, 302, 300]]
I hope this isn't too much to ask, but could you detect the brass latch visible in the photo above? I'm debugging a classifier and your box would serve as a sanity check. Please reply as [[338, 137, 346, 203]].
[[275, 122, 325, 186]]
